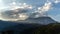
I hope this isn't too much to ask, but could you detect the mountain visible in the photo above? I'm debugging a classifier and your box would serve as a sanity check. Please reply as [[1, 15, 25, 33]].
[[0, 16, 57, 34], [17, 17, 57, 25]]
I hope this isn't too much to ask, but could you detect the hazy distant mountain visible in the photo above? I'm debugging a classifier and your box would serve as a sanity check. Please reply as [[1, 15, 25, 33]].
[[17, 17, 57, 25]]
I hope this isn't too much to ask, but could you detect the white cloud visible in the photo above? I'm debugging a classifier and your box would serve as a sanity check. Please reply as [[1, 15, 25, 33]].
[[0, 0, 5, 10], [0, 0, 60, 21], [36, 1, 52, 16], [0, 2, 33, 21], [54, 0, 60, 3]]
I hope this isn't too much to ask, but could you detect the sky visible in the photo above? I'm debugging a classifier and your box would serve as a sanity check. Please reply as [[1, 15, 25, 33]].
[[0, 0, 60, 22]]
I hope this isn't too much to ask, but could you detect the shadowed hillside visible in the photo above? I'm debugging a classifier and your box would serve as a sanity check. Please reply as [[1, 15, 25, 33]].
[[31, 23, 60, 34], [0, 17, 58, 34]]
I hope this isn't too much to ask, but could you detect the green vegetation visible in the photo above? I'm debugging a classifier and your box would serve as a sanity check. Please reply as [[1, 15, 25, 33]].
[[32, 23, 60, 34]]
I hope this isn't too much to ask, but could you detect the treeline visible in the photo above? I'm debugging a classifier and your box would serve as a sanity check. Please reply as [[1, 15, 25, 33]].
[[32, 23, 60, 34], [22, 23, 60, 34]]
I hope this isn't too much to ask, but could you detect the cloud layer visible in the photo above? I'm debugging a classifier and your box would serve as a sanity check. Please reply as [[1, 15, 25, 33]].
[[0, 0, 60, 21]]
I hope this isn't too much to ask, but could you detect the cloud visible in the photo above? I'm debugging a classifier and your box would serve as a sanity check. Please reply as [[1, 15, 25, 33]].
[[0, 0, 60, 21], [54, 0, 60, 3], [0, 2, 33, 21], [35, 0, 60, 17], [0, 0, 52, 21], [34, 0, 52, 17]]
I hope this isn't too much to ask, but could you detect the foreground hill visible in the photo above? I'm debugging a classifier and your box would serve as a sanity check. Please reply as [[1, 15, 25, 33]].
[[0, 20, 42, 34], [0, 20, 59, 34], [31, 23, 60, 34]]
